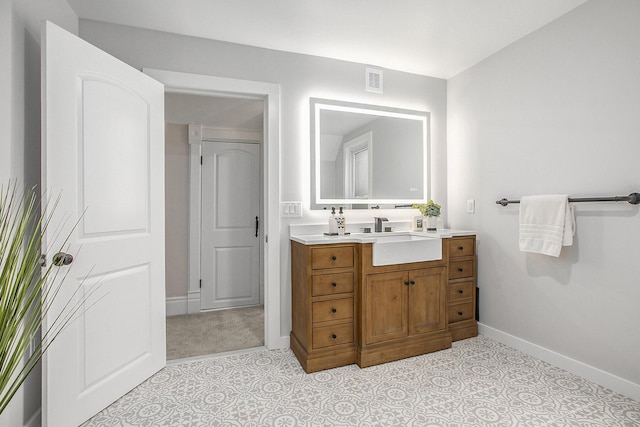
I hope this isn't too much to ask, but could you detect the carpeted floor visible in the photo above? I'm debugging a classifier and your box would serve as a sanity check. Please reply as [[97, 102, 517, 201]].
[[166, 305, 264, 360]]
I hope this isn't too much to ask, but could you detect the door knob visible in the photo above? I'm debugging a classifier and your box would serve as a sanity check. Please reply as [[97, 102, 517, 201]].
[[53, 252, 74, 266]]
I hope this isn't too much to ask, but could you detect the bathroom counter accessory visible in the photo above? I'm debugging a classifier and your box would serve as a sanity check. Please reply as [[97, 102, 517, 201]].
[[496, 192, 640, 207]]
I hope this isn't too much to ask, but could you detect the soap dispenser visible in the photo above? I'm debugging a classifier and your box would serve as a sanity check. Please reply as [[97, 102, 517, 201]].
[[328, 207, 338, 235], [337, 207, 346, 236]]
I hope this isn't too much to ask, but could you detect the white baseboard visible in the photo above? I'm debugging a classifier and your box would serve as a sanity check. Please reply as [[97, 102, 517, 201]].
[[187, 291, 201, 314], [166, 296, 188, 316], [269, 335, 290, 350], [479, 323, 640, 402]]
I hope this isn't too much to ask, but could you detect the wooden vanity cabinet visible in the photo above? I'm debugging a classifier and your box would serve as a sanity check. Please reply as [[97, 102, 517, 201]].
[[447, 236, 478, 341], [290, 241, 357, 373], [357, 244, 451, 368], [290, 233, 477, 373]]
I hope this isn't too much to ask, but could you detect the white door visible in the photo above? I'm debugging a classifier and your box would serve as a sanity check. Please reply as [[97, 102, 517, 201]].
[[41, 22, 166, 427], [200, 142, 261, 310]]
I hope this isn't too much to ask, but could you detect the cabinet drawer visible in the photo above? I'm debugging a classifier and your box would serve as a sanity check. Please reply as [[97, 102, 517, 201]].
[[312, 323, 354, 348], [449, 302, 474, 323], [312, 272, 354, 296], [449, 237, 475, 258], [311, 246, 354, 270], [312, 298, 354, 323], [448, 282, 474, 303], [449, 260, 475, 280]]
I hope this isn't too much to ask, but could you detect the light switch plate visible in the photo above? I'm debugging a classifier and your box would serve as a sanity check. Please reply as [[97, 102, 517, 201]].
[[281, 201, 302, 218], [467, 199, 475, 214]]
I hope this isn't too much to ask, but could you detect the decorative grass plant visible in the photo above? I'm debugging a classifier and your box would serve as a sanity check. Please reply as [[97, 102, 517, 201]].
[[0, 182, 78, 414]]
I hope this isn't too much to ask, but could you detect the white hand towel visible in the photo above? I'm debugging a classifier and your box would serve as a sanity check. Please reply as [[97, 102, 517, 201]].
[[519, 195, 575, 257]]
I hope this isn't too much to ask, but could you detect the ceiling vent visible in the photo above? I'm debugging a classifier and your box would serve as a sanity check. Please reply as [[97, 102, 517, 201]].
[[365, 68, 383, 93]]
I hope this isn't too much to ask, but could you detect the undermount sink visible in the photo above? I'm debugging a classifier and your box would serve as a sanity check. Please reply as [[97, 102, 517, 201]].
[[372, 234, 442, 266]]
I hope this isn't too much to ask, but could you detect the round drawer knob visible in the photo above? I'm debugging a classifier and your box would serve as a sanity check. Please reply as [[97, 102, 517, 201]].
[[410, 280, 415, 285], [458, 311, 463, 316], [331, 334, 337, 339], [331, 282, 337, 288], [331, 308, 337, 313], [458, 268, 464, 272], [458, 246, 464, 251], [331, 256, 337, 261], [458, 289, 464, 294], [404, 281, 410, 286]]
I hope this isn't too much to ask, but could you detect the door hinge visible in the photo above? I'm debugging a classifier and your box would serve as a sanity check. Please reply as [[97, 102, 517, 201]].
[[199, 279, 202, 288], [200, 156, 203, 165]]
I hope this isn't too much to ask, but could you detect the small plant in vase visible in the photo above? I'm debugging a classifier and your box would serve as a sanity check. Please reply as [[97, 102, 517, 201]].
[[412, 200, 441, 231]]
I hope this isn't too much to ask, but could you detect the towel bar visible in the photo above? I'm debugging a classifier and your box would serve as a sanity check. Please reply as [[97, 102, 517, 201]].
[[496, 192, 640, 207]]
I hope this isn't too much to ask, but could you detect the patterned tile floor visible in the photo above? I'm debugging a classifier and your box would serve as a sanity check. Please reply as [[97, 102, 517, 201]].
[[84, 336, 640, 426]]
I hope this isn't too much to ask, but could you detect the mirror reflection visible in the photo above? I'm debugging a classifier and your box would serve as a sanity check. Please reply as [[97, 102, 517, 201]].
[[310, 98, 430, 209]]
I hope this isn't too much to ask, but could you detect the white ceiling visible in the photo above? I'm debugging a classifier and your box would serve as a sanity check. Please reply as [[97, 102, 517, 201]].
[[66, 0, 587, 79]]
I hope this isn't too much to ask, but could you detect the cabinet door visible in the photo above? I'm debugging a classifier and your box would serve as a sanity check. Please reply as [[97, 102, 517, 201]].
[[363, 271, 409, 345], [408, 267, 447, 335]]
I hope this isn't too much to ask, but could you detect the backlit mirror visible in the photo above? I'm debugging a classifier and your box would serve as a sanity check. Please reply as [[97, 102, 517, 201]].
[[310, 98, 430, 210]]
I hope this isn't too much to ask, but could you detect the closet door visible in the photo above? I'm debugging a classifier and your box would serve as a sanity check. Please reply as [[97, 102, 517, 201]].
[[200, 141, 261, 310]]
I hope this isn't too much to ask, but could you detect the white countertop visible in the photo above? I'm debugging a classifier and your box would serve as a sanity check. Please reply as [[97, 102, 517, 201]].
[[290, 229, 476, 245]]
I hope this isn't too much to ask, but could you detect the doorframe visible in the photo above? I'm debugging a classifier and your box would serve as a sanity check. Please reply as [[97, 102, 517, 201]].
[[143, 68, 285, 350], [343, 131, 373, 199]]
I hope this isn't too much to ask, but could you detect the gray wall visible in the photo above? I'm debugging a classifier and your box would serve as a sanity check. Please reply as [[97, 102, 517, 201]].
[[78, 19, 449, 338], [448, 0, 640, 390], [0, 0, 77, 187], [164, 124, 189, 299]]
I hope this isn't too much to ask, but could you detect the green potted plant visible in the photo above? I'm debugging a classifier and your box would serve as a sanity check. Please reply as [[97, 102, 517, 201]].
[[412, 200, 441, 231], [0, 182, 78, 414]]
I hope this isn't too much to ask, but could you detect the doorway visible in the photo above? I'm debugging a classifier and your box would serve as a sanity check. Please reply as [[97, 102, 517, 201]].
[[144, 67, 284, 353], [164, 92, 265, 359]]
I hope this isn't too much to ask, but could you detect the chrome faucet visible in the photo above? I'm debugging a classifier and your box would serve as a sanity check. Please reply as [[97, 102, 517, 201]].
[[374, 217, 389, 232]]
